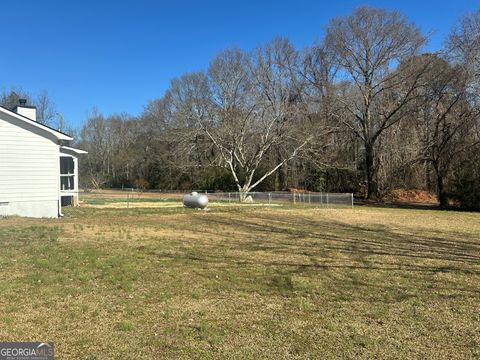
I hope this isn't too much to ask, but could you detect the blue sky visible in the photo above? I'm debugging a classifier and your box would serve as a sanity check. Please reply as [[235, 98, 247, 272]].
[[1, 0, 477, 128]]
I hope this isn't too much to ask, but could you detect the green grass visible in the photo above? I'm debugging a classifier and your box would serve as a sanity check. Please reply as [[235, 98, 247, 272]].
[[0, 203, 479, 359]]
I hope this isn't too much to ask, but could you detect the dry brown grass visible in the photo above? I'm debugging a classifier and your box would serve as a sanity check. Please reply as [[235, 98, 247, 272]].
[[0, 199, 479, 359]]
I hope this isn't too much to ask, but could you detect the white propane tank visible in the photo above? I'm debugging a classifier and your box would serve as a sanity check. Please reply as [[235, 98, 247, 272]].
[[183, 192, 209, 209]]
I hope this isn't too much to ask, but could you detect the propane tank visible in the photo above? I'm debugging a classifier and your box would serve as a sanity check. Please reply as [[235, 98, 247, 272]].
[[183, 191, 209, 209]]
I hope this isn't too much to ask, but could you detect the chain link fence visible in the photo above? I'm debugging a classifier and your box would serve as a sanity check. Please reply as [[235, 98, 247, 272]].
[[204, 191, 354, 208], [78, 189, 354, 208]]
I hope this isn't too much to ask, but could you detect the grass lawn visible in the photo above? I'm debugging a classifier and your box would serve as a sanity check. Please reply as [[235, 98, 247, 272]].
[[0, 199, 479, 359]]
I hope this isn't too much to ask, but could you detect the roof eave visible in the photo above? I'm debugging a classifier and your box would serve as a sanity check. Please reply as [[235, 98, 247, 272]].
[[60, 145, 88, 155], [0, 106, 73, 141]]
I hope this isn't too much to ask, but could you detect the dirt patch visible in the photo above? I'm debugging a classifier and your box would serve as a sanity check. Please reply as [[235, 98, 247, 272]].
[[386, 189, 438, 204]]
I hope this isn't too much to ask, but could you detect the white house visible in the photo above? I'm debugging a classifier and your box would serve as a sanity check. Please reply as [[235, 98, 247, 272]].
[[0, 99, 86, 218]]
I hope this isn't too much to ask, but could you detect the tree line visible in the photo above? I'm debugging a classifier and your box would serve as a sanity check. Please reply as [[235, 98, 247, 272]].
[[8, 6, 480, 207]]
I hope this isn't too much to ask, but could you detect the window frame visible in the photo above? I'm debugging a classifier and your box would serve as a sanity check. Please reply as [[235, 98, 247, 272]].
[[60, 156, 75, 191]]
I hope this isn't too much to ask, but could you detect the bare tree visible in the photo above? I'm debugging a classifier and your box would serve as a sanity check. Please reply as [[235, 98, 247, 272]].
[[301, 45, 357, 187], [0, 89, 32, 110], [35, 90, 57, 126], [0, 88, 56, 126], [407, 54, 479, 206], [430, 9, 480, 207], [78, 109, 111, 188], [324, 6, 427, 198], [448, 7, 480, 93], [168, 42, 314, 201]]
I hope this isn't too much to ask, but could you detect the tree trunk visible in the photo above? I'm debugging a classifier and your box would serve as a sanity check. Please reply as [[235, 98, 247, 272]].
[[365, 143, 376, 199], [275, 148, 287, 191], [425, 161, 433, 192], [437, 174, 448, 208], [275, 166, 286, 191], [238, 187, 249, 202]]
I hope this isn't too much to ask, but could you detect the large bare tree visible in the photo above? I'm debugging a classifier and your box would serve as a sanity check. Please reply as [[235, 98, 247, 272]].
[[324, 6, 427, 198], [168, 41, 314, 201]]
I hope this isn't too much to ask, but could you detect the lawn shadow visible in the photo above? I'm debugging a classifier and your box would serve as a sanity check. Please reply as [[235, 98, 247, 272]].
[[151, 211, 480, 302]]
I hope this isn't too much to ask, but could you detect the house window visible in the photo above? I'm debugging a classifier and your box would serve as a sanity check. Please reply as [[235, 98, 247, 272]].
[[60, 156, 75, 190]]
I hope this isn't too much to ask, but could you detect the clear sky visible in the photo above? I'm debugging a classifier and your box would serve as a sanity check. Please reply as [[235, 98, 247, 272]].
[[1, 0, 477, 128]]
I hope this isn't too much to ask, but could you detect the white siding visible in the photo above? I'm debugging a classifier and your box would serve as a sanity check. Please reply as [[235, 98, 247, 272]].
[[0, 116, 59, 218]]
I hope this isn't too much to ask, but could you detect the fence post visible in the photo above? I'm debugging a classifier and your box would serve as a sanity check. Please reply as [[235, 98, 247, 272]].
[[293, 192, 296, 205], [228, 192, 231, 203], [320, 191, 323, 206], [268, 192, 271, 204], [351, 193, 354, 209], [326, 193, 329, 208], [309, 192, 311, 205]]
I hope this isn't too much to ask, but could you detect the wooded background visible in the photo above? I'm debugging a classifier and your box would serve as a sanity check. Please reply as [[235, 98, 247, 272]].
[[3, 7, 480, 208]]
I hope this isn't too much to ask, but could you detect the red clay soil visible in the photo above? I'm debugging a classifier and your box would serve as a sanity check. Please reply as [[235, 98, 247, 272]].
[[287, 188, 306, 193], [385, 189, 438, 204]]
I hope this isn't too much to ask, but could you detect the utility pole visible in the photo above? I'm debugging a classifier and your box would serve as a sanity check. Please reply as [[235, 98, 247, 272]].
[[59, 112, 63, 132]]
